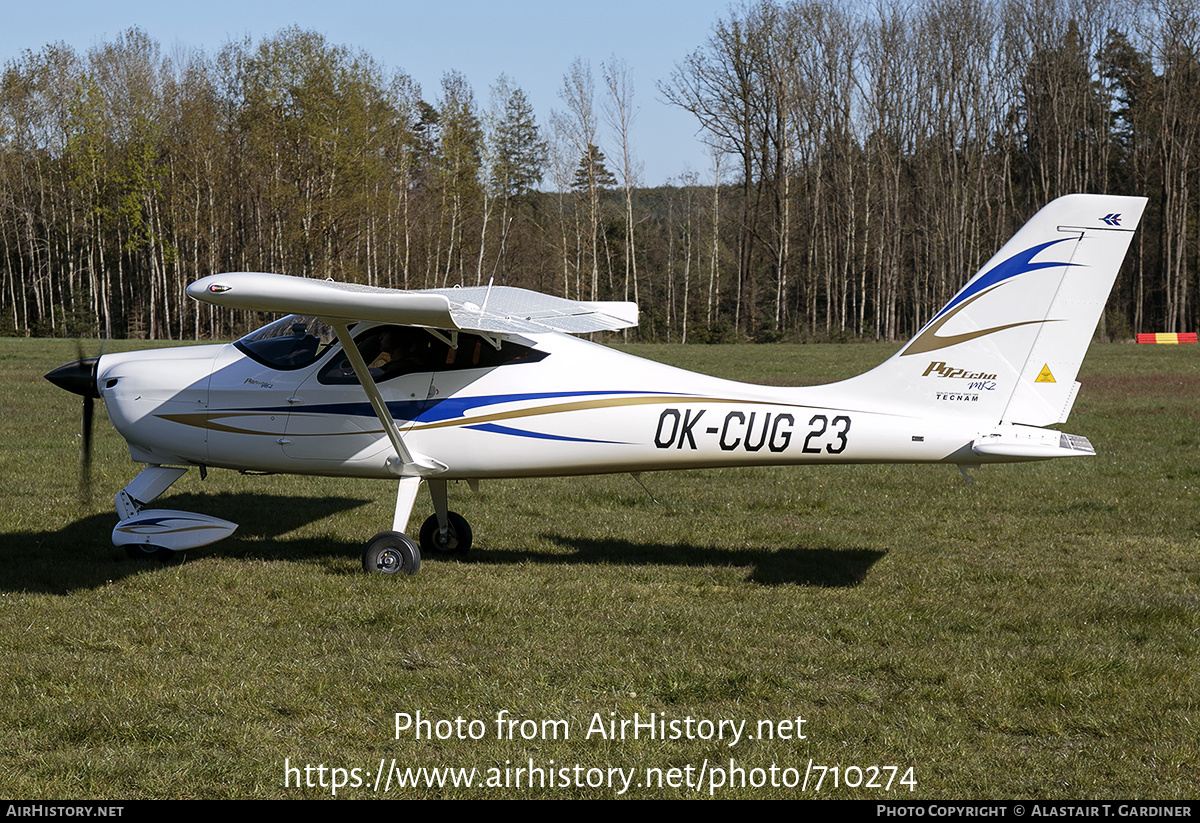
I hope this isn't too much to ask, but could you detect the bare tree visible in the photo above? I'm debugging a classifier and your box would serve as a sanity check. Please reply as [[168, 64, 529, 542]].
[[602, 55, 643, 321], [553, 58, 606, 300]]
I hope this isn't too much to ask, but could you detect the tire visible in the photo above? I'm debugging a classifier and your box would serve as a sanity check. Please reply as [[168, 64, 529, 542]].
[[362, 531, 421, 575], [418, 512, 472, 558]]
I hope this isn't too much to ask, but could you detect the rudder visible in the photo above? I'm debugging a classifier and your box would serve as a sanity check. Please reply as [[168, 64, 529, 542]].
[[842, 194, 1146, 426]]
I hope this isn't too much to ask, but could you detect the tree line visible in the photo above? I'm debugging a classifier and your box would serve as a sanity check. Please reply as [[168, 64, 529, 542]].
[[2, 1, 1198, 344]]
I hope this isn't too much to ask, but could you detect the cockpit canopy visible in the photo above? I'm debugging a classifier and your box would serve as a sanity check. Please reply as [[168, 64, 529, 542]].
[[234, 315, 337, 370], [234, 314, 548, 382]]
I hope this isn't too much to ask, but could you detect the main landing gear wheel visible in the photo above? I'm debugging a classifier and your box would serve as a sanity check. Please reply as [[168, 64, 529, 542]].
[[419, 512, 472, 559], [362, 531, 421, 575], [124, 544, 184, 563]]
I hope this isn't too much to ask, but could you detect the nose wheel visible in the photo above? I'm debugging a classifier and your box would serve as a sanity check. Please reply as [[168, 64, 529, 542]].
[[124, 544, 185, 564], [362, 531, 421, 575]]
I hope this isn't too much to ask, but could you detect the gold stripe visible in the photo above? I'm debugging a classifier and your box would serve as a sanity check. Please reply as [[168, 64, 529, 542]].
[[159, 411, 384, 437], [902, 289, 1057, 356]]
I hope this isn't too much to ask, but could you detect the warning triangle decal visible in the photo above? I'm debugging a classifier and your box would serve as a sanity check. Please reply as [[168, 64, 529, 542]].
[[1035, 364, 1056, 383]]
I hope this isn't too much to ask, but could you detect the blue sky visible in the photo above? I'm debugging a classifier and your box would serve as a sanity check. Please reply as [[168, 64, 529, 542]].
[[1, 0, 735, 186]]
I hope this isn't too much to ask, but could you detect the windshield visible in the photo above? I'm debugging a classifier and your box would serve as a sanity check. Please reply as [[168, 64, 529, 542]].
[[234, 315, 338, 370]]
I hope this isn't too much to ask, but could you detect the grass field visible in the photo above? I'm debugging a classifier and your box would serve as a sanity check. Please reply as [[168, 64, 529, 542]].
[[1, 337, 1197, 799]]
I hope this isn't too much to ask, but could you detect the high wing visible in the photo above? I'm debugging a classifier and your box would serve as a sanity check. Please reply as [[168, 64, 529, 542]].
[[186, 271, 639, 481], [186, 272, 638, 336]]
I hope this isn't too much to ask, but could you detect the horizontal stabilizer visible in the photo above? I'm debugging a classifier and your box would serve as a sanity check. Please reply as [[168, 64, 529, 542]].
[[972, 426, 1095, 459]]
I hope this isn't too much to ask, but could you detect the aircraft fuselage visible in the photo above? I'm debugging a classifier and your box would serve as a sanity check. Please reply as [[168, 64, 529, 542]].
[[96, 327, 999, 481]]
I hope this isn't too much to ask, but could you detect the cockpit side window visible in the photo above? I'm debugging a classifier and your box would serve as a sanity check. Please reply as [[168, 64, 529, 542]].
[[234, 315, 338, 370], [318, 325, 547, 385]]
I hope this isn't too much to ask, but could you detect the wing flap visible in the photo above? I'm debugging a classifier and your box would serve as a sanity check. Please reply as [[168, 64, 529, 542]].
[[430, 285, 637, 334]]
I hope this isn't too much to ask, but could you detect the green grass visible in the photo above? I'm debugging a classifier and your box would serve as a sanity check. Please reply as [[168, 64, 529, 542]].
[[1, 339, 1197, 798]]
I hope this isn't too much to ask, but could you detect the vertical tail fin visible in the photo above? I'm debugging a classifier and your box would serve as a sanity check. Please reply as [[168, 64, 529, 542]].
[[844, 194, 1146, 425]]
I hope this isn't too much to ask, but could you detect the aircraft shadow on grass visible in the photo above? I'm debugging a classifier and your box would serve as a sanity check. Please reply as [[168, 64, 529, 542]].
[[525, 535, 884, 587], [3, 491, 884, 592], [0, 493, 371, 595]]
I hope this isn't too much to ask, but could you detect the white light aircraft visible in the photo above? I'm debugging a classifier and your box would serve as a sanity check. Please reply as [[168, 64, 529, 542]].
[[46, 194, 1146, 574]]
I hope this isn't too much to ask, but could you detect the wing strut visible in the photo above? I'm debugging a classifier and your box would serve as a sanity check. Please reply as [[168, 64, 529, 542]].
[[328, 321, 447, 477]]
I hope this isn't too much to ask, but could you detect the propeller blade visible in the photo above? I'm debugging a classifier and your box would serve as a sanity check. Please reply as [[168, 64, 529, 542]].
[[45, 356, 101, 502], [81, 394, 94, 502]]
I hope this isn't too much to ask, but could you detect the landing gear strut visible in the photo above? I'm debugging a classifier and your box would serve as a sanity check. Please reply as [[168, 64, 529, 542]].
[[113, 465, 235, 562], [420, 478, 472, 559], [364, 477, 473, 574]]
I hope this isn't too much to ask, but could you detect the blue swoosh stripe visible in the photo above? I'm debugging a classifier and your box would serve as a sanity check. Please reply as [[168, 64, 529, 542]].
[[464, 423, 626, 444], [930, 238, 1080, 323]]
